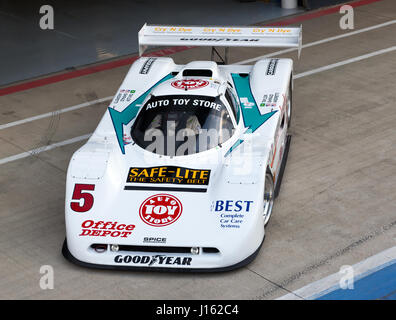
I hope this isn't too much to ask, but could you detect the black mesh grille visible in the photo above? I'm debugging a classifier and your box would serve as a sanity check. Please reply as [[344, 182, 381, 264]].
[[119, 245, 220, 254], [91, 244, 220, 254], [182, 69, 212, 77]]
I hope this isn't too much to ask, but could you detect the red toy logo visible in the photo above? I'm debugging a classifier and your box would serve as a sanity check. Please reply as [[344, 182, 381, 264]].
[[139, 194, 183, 227], [171, 79, 209, 90]]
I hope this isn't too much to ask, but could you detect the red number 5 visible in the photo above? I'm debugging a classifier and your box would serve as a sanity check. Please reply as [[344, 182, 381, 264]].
[[70, 184, 95, 212]]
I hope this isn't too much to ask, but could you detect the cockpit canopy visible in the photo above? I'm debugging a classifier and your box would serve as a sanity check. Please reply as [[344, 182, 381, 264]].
[[131, 94, 235, 156]]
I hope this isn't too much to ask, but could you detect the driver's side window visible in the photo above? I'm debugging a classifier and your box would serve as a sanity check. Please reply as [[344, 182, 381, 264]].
[[225, 88, 239, 123]]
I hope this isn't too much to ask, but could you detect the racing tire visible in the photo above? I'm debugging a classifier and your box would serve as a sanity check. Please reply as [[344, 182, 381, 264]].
[[263, 169, 275, 226]]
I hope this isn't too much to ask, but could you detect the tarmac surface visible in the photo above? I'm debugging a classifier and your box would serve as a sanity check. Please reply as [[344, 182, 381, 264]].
[[0, 0, 395, 299]]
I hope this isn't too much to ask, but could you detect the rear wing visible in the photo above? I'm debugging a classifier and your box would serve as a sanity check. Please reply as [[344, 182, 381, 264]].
[[138, 24, 302, 59]]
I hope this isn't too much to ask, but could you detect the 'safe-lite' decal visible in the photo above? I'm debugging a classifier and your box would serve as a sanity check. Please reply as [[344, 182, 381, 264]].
[[127, 166, 211, 186]]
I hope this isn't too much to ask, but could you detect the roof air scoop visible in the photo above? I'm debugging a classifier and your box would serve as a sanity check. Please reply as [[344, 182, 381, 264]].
[[180, 61, 219, 79], [182, 69, 212, 77]]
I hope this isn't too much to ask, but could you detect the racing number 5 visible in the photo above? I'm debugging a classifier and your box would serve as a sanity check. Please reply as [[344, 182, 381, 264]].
[[70, 184, 95, 212]]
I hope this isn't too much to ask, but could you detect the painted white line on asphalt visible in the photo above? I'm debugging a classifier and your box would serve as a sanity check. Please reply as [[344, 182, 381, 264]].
[[0, 134, 91, 165], [0, 96, 112, 130], [1, 20, 394, 132], [277, 246, 396, 300], [236, 19, 396, 65], [0, 45, 395, 166], [295, 46, 396, 78]]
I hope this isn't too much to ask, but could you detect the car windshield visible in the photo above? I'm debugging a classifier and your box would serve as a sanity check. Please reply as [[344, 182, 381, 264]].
[[131, 95, 234, 156]]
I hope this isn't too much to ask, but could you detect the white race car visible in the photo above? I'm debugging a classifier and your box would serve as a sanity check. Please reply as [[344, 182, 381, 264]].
[[62, 24, 302, 271]]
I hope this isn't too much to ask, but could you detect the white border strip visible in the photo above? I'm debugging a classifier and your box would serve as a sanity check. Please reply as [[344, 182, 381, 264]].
[[0, 134, 91, 165], [0, 96, 112, 130], [294, 46, 396, 79], [277, 246, 396, 300]]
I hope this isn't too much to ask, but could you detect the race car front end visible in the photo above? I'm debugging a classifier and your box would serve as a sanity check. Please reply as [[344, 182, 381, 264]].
[[63, 139, 269, 271]]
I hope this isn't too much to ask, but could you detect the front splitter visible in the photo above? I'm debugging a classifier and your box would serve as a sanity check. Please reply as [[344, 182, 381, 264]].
[[62, 236, 265, 273]]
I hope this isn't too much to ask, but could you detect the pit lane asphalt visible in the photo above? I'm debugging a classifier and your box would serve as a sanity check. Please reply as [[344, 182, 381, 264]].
[[0, 0, 395, 299]]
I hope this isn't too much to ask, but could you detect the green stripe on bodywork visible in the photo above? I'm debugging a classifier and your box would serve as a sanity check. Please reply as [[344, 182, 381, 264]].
[[225, 74, 277, 156], [109, 74, 174, 154]]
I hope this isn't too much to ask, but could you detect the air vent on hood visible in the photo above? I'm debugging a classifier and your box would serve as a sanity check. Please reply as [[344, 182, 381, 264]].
[[182, 69, 213, 77]]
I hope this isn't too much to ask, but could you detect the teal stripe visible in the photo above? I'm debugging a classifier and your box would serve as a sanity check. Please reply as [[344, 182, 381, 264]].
[[225, 74, 277, 156], [224, 139, 244, 157], [109, 74, 174, 154]]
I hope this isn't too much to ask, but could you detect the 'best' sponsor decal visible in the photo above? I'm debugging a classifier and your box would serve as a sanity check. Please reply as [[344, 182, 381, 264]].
[[79, 220, 135, 238], [211, 200, 253, 229], [139, 194, 182, 227], [214, 200, 253, 212], [127, 166, 210, 185]]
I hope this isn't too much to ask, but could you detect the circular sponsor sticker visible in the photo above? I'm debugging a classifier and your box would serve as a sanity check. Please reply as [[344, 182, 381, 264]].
[[171, 79, 209, 90], [139, 194, 183, 227]]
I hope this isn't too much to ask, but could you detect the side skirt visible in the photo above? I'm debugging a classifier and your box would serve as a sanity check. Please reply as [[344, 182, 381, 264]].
[[274, 134, 291, 199]]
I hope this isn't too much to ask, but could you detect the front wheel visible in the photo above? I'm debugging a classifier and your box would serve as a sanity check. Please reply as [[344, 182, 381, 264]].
[[263, 171, 275, 226]]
